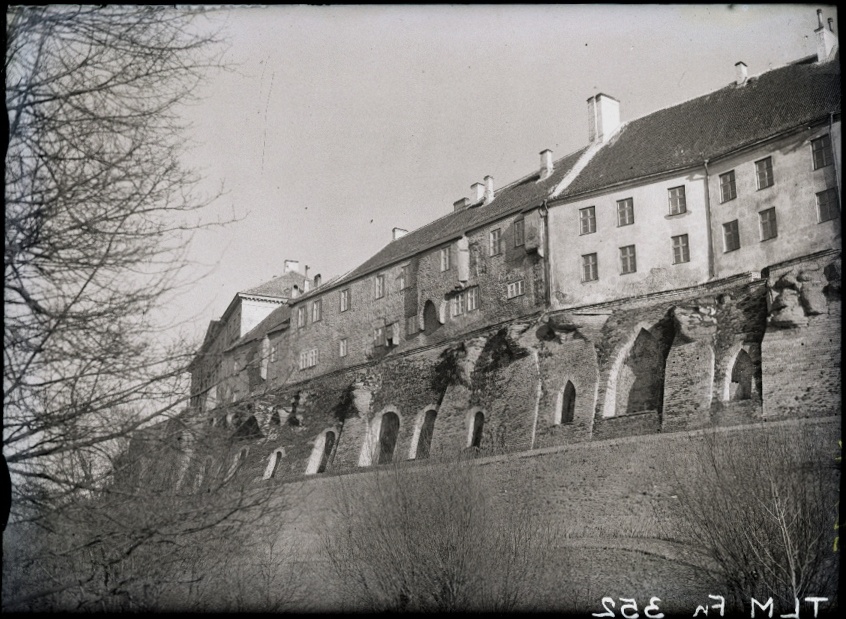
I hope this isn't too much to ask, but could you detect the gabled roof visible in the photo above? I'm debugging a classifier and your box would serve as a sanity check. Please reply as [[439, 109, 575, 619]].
[[226, 303, 291, 353], [294, 146, 589, 301], [558, 55, 841, 199], [241, 271, 308, 298]]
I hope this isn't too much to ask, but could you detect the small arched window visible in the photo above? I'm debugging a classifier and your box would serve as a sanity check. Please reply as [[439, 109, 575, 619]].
[[470, 411, 485, 448], [558, 381, 576, 424], [730, 349, 755, 401], [423, 300, 441, 334], [317, 431, 336, 474], [416, 410, 437, 459], [264, 449, 284, 479], [377, 412, 400, 464]]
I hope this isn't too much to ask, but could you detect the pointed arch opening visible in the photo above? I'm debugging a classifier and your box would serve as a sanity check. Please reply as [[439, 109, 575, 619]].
[[423, 300, 441, 334], [615, 328, 666, 416], [263, 449, 285, 480], [317, 431, 336, 473], [557, 381, 576, 424], [415, 409, 437, 459], [470, 411, 485, 448], [730, 349, 755, 401], [377, 412, 400, 464]]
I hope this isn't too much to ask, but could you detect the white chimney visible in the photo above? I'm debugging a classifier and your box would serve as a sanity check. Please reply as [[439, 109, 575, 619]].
[[539, 149, 553, 180], [470, 182, 485, 203], [735, 61, 748, 86], [483, 175, 494, 204], [303, 278, 311, 293], [453, 197, 470, 212], [291, 284, 300, 298], [283, 259, 299, 274], [314, 274, 322, 288], [815, 9, 838, 62], [587, 93, 621, 143], [392, 227, 408, 241]]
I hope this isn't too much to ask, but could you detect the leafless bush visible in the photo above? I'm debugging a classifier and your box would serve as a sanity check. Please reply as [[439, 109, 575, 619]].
[[321, 459, 557, 612]]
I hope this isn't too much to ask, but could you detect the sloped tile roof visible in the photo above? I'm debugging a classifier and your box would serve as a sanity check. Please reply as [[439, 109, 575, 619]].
[[560, 56, 841, 198], [241, 271, 308, 298], [295, 146, 589, 300], [227, 303, 291, 352]]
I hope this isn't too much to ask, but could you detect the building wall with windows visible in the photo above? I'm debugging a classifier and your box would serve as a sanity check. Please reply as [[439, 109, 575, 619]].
[[548, 174, 711, 309], [709, 120, 841, 279], [282, 208, 546, 383]]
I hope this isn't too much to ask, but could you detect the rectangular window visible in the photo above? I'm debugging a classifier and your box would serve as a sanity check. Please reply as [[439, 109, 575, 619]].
[[817, 188, 840, 222], [671, 234, 690, 264], [581, 253, 598, 282], [451, 292, 465, 316], [375, 274, 385, 299], [812, 134, 833, 170], [579, 206, 596, 235], [339, 338, 348, 358], [299, 348, 318, 370], [386, 322, 398, 346], [340, 288, 350, 312], [466, 286, 479, 312], [406, 315, 418, 335], [755, 156, 774, 189], [399, 265, 409, 290], [489, 228, 502, 255], [506, 280, 525, 299], [297, 306, 306, 328], [514, 218, 525, 246], [719, 170, 737, 203], [759, 207, 778, 241], [723, 220, 740, 252], [374, 326, 386, 347], [270, 343, 278, 363], [619, 245, 637, 274], [312, 298, 322, 322], [668, 186, 687, 215], [440, 247, 450, 271], [616, 198, 634, 227]]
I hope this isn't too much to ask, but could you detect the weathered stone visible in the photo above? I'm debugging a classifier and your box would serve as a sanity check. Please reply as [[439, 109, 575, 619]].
[[799, 281, 828, 315], [773, 272, 800, 290], [672, 305, 717, 341], [769, 288, 808, 328]]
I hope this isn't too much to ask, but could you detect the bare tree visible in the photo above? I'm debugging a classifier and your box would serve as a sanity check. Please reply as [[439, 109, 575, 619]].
[[321, 458, 557, 612], [4, 6, 224, 512], [664, 425, 839, 614]]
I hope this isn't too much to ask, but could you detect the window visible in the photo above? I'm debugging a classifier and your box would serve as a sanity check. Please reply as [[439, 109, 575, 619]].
[[668, 186, 687, 215], [619, 245, 637, 274], [723, 220, 740, 252], [377, 412, 400, 465], [579, 206, 596, 235], [339, 338, 348, 358], [581, 253, 598, 282], [817, 188, 840, 222], [270, 343, 278, 363], [506, 279, 524, 299], [386, 322, 398, 346], [489, 228, 502, 256], [405, 315, 418, 336], [440, 247, 450, 271], [375, 274, 385, 299], [340, 288, 350, 312], [759, 207, 778, 241], [558, 381, 576, 424], [297, 306, 306, 328], [812, 134, 833, 170], [312, 298, 322, 322], [451, 292, 465, 316], [719, 170, 736, 202], [416, 410, 437, 460], [616, 198, 634, 227], [755, 156, 774, 189], [316, 431, 336, 474], [514, 218, 525, 247], [399, 265, 409, 290], [671, 234, 690, 264], [298, 348, 318, 370], [470, 411, 484, 449], [466, 286, 479, 312], [374, 326, 386, 347]]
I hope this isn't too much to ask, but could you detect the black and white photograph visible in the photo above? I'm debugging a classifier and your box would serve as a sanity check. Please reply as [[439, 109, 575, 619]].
[[3, 5, 841, 615]]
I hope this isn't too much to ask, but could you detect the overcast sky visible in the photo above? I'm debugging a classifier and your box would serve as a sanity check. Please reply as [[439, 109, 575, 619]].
[[167, 4, 837, 345]]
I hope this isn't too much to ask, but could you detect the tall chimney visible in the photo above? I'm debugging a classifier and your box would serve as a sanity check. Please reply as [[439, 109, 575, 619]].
[[291, 285, 300, 299], [392, 227, 408, 241], [815, 9, 838, 62], [587, 93, 621, 143], [283, 259, 299, 274], [453, 197, 470, 212], [303, 278, 311, 293], [314, 274, 322, 288], [470, 182, 485, 203], [483, 175, 494, 204], [735, 61, 748, 86], [539, 149, 553, 180]]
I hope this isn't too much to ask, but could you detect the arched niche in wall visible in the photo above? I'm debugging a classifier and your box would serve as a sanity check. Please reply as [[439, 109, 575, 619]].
[[556, 381, 576, 424], [722, 344, 761, 402], [305, 429, 338, 475], [467, 409, 485, 448], [423, 300, 441, 334], [377, 412, 401, 464], [263, 448, 285, 480], [603, 324, 668, 418], [413, 408, 438, 460]]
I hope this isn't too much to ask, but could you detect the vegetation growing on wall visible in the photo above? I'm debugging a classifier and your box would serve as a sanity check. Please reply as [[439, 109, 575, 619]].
[[431, 342, 468, 397]]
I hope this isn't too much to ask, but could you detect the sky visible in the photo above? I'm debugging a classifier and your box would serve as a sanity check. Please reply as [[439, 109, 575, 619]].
[[167, 4, 838, 346]]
